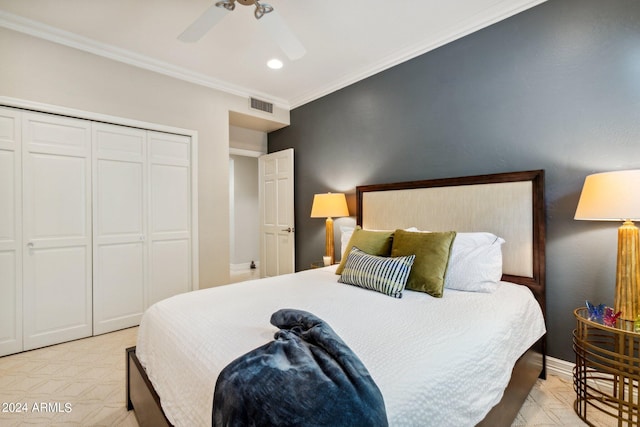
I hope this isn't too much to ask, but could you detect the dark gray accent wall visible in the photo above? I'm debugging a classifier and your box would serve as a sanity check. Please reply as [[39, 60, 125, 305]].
[[268, 0, 640, 362]]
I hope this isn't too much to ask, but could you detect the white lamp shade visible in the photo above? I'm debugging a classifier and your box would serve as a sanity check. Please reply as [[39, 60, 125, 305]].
[[575, 170, 640, 221], [310, 193, 349, 218]]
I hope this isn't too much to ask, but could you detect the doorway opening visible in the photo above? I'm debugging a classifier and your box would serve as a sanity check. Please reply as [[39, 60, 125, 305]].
[[229, 125, 266, 283]]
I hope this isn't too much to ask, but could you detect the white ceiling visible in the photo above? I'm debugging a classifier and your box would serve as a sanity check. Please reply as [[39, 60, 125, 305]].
[[0, 0, 546, 109]]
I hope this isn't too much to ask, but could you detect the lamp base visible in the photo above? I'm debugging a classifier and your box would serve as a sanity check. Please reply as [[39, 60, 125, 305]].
[[325, 217, 335, 265], [615, 220, 640, 320]]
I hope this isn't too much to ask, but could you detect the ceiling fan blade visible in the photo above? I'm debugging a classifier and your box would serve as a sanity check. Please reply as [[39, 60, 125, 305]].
[[260, 10, 306, 61], [178, 4, 229, 43]]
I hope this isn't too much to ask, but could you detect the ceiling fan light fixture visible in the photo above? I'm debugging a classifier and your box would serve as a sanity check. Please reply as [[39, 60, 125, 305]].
[[215, 0, 236, 11], [254, 1, 274, 19]]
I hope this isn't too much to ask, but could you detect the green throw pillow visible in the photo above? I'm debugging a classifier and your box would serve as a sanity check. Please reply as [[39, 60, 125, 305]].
[[391, 229, 456, 297], [335, 227, 394, 274]]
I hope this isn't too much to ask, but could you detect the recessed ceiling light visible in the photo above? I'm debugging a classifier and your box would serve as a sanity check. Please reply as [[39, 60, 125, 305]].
[[267, 59, 283, 70]]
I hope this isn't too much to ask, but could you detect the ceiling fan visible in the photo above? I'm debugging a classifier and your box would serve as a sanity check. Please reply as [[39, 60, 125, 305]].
[[178, 0, 306, 61]]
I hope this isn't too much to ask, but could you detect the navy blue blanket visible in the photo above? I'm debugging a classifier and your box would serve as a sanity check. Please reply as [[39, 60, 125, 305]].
[[212, 309, 388, 427]]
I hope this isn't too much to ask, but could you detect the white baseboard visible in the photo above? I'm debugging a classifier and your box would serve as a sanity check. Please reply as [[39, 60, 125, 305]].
[[546, 355, 574, 380], [549, 355, 639, 401]]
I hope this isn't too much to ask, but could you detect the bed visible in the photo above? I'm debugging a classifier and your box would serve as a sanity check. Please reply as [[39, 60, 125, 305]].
[[126, 169, 547, 427]]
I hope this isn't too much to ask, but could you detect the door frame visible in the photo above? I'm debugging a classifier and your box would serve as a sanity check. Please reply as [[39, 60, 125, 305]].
[[229, 148, 262, 274]]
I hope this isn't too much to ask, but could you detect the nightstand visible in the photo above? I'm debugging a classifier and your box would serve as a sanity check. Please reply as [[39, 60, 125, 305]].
[[573, 307, 640, 425]]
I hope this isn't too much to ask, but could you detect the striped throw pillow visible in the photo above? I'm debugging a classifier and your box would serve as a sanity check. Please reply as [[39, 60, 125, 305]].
[[338, 247, 416, 298]]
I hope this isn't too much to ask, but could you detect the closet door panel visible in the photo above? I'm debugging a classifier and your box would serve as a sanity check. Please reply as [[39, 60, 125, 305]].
[[26, 118, 88, 154], [149, 132, 189, 164], [93, 123, 146, 334], [148, 131, 191, 306], [150, 164, 189, 235], [22, 112, 91, 351], [96, 160, 144, 238], [0, 253, 19, 354], [149, 239, 190, 305], [94, 242, 144, 333], [29, 154, 88, 238], [29, 247, 89, 333], [0, 151, 17, 239], [0, 107, 22, 357]]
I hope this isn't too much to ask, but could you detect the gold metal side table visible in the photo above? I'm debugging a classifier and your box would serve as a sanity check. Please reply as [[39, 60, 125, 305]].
[[573, 307, 640, 426]]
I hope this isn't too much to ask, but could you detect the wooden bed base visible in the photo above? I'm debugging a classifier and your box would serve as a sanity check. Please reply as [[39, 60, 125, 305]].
[[127, 341, 544, 427], [477, 342, 545, 426], [127, 346, 171, 427]]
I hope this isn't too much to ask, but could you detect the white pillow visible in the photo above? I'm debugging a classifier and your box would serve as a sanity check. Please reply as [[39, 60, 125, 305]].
[[340, 226, 355, 258], [445, 232, 505, 292]]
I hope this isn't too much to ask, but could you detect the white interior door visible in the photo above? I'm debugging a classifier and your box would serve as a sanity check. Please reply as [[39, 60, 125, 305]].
[[0, 107, 22, 357], [147, 131, 192, 306], [259, 148, 294, 278], [92, 123, 146, 335], [22, 112, 92, 350]]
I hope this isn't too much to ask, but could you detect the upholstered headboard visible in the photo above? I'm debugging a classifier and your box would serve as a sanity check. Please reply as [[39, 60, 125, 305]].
[[356, 170, 546, 315]]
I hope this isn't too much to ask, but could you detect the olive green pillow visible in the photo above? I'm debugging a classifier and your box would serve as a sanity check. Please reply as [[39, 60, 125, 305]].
[[335, 227, 394, 274], [391, 229, 456, 297]]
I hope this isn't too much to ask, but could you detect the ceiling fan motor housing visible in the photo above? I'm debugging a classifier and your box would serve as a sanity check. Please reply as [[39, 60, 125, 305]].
[[180, 0, 304, 60]]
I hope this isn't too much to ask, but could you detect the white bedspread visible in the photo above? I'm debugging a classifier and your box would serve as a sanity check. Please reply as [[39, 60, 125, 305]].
[[136, 266, 545, 427]]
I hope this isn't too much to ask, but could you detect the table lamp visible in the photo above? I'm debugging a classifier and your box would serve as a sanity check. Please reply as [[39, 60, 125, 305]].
[[575, 170, 640, 320], [311, 193, 349, 265]]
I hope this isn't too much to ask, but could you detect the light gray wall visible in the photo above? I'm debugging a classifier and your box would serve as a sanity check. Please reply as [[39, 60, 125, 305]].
[[230, 125, 268, 153], [269, 0, 640, 362]]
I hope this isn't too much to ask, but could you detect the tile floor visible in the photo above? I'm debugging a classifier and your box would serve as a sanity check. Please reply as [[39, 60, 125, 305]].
[[0, 327, 138, 426]]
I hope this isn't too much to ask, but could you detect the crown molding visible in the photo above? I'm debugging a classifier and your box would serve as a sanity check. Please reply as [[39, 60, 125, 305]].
[[288, 0, 548, 108], [0, 10, 290, 110]]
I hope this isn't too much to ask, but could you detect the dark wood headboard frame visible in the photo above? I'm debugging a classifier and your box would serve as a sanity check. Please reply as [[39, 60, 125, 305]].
[[355, 169, 546, 319]]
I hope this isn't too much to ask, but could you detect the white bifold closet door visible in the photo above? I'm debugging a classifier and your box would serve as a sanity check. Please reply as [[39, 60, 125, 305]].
[[0, 105, 194, 355], [147, 131, 192, 306], [22, 112, 92, 351], [92, 123, 147, 335], [0, 107, 22, 356]]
